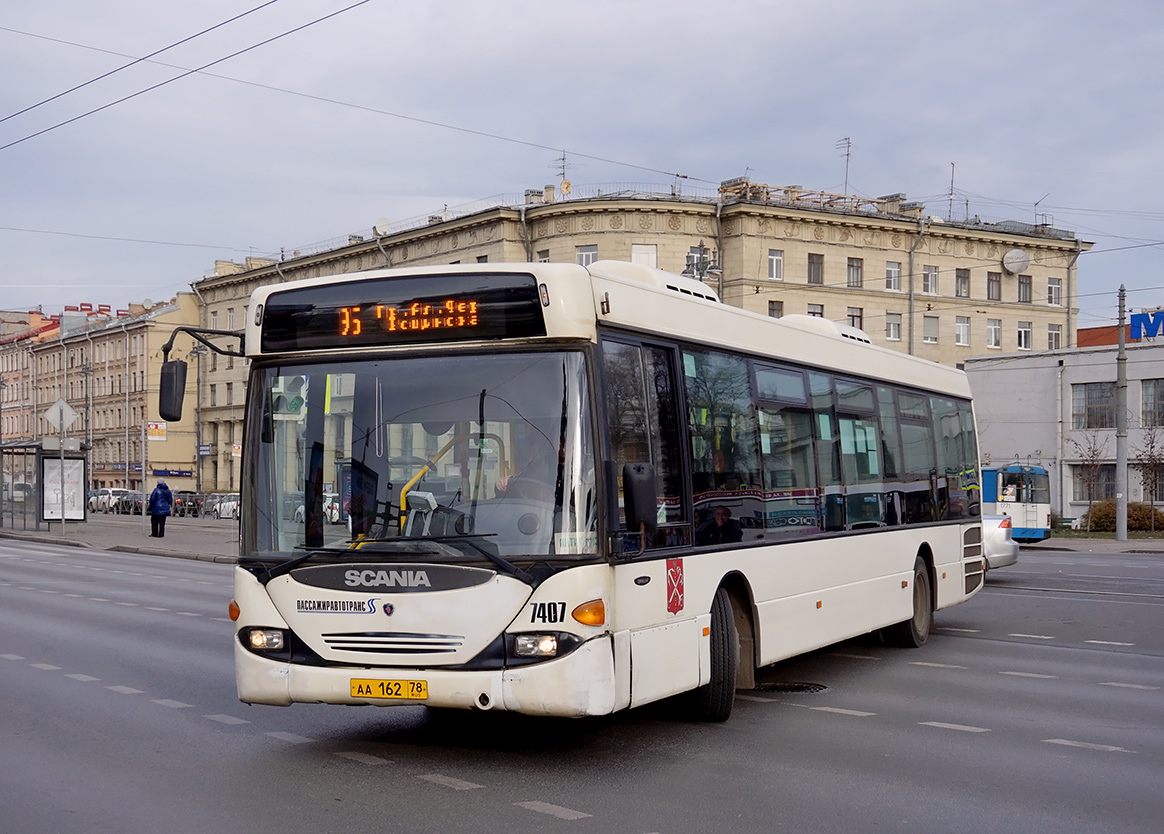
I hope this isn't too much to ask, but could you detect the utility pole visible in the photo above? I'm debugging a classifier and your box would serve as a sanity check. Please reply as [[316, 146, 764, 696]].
[[1116, 286, 1128, 541]]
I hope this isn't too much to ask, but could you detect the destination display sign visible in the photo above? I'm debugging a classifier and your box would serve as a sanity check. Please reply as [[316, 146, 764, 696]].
[[260, 272, 546, 352]]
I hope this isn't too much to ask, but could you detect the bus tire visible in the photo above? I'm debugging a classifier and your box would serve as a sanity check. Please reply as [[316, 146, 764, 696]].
[[883, 556, 932, 648], [689, 587, 739, 722]]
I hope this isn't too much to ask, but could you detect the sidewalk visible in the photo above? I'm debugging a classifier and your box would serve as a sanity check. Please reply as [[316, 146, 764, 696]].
[[0, 513, 238, 563], [1020, 536, 1164, 556]]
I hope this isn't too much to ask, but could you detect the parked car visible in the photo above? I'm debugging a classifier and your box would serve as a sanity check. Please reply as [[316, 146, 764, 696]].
[[983, 514, 1019, 571], [116, 491, 145, 515], [173, 491, 203, 517], [91, 487, 129, 513], [293, 492, 342, 524], [213, 493, 240, 520]]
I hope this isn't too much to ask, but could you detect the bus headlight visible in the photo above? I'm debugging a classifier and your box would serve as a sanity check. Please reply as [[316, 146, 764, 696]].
[[247, 629, 285, 651], [514, 634, 559, 657]]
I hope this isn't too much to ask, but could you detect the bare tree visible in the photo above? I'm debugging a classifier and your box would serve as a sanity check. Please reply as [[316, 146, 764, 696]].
[[1068, 430, 1111, 532], [1133, 422, 1164, 533]]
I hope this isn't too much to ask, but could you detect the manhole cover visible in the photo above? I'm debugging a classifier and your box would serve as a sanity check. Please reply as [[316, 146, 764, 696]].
[[752, 682, 828, 694]]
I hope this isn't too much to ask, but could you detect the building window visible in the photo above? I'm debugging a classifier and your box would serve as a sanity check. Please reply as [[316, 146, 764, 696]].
[[807, 253, 824, 285], [631, 244, 657, 268], [987, 318, 1001, 349], [1072, 382, 1115, 429], [1073, 464, 1115, 502], [922, 265, 938, 294], [886, 312, 902, 341], [476, 255, 489, 263], [987, 272, 1001, 301], [807, 303, 824, 318], [955, 316, 970, 346], [768, 300, 783, 319], [1143, 379, 1164, 427], [846, 307, 863, 329], [536, 249, 550, 263], [1018, 275, 1032, 303], [923, 315, 939, 344], [1048, 324, 1062, 351], [767, 249, 784, 280], [1015, 316, 1033, 347], [955, 269, 970, 298], [846, 258, 863, 288], [1048, 278, 1062, 306], [210, 384, 217, 408], [575, 245, 597, 266], [226, 382, 233, 406]]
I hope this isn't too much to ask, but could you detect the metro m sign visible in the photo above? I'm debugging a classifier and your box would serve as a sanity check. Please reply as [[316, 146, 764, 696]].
[[1131, 311, 1164, 340]]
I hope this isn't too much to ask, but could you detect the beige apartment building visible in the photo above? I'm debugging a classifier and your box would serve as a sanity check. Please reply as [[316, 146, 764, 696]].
[[192, 179, 1090, 492], [1, 297, 202, 495]]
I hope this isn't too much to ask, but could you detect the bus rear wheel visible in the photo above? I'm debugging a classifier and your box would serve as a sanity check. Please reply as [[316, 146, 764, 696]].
[[883, 556, 932, 648], [688, 586, 739, 722]]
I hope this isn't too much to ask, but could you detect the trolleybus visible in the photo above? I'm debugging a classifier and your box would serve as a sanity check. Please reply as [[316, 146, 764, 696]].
[[160, 260, 985, 721], [982, 464, 1051, 542]]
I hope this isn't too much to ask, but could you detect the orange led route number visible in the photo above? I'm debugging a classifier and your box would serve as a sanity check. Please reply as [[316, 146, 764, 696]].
[[338, 300, 480, 337]]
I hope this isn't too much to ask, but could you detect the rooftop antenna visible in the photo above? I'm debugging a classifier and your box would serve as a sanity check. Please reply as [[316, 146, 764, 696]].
[[836, 137, 853, 193], [947, 162, 956, 221], [551, 150, 575, 196], [1034, 192, 1049, 226]]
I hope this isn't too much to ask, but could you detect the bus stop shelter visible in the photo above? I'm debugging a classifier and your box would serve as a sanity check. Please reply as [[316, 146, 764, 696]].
[[1, 438, 89, 533]]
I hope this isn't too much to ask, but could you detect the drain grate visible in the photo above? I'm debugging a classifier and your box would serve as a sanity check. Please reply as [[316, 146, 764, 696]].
[[753, 681, 828, 694]]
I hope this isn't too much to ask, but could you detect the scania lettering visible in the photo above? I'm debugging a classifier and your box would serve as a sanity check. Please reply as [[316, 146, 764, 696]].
[[159, 261, 985, 722]]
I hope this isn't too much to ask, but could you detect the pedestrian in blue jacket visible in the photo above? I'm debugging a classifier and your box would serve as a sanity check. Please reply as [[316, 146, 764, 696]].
[[149, 480, 173, 538]]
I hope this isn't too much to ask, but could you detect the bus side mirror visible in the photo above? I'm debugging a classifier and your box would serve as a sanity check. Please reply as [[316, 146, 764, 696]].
[[158, 360, 188, 422], [622, 462, 658, 537]]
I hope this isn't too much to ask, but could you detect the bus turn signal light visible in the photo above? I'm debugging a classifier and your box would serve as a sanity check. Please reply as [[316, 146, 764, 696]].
[[228, 600, 240, 621], [572, 599, 605, 626]]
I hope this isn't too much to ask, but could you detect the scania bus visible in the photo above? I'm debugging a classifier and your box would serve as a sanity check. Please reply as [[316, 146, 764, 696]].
[[161, 260, 985, 721]]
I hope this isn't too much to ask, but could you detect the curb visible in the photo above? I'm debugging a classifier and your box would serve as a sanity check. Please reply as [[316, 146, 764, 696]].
[[0, 529, 237, 564]]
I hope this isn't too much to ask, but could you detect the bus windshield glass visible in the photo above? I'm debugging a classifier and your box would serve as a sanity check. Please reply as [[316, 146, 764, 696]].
[[244, 351, 597, 565]]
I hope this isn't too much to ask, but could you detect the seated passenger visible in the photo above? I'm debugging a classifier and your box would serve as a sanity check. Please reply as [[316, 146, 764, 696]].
[[696, 506, 743, 545]]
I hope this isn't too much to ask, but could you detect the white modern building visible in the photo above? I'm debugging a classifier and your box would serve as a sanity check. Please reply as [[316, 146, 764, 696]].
[[964, 340, 1164, 520]]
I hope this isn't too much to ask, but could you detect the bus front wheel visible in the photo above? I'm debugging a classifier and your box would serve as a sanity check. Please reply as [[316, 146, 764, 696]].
[[883, 556, 932, 648], [688, 587, 739, 722]]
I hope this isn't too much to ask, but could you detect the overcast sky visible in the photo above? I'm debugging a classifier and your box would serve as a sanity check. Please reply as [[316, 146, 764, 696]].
[[3, 0, 1162, 330]]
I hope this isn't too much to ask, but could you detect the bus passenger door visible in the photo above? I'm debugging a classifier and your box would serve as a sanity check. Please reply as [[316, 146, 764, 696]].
[[600, 337, 701, 706]]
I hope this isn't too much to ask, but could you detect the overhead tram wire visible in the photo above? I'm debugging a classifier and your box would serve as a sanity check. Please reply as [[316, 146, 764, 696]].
[[0, 25, 714, 185], [0, 0, 373, 153], [0, 0, 285, 127]]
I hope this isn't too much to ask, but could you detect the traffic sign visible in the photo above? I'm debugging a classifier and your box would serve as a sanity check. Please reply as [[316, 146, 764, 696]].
[[43, 398, 80, 432]]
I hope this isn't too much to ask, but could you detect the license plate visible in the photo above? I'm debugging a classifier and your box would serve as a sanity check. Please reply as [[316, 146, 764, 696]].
[[350, 678, 428, 700]]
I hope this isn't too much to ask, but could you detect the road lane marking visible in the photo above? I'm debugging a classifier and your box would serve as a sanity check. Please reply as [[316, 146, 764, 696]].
[[909, 662, 965, 669], [920, 722, 991, 733], [266, 732, 312, 744], [418, 774, 483, 790], [811, 707, 876, 717], [337, 752, 390, 766], [106, 686, 143, 694], [736, 694, 777, 703], [205, 714, 250, 725], [1085, 640, 1134, 647], [31, 663, 61, 670], [1044, 738, 1134, 753], [1, 654, 26, 660], [145, 607, 170, 611], [1000, 671, 1057, 679], [936, 627, 980, 633], [516, 801, 591, 820], [65, 674, 101, 682], [153, 699, 193, 709], [1009, 633, 1055, 640], [832, 653, 880, 661], [1099, 682, 1159, 691]]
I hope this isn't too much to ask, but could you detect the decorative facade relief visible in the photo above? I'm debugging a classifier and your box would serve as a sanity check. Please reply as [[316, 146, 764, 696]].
[[609, 215, 624, 229], [785, 223, 802, 237], [697, 218, 711, 234], [639, 215, 653, 230], [813, 225, 825, 241], [555, 218, 568, 234], [668, 216, 682, 231], [581, 216, 595, 231]]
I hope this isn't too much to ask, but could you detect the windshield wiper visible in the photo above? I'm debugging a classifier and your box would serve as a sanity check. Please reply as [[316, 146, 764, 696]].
[[353, 534, 534, 584]]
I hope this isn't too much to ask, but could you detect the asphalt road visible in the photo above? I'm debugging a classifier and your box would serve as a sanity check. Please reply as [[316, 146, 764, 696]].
[[2, 541, 1161, 834]]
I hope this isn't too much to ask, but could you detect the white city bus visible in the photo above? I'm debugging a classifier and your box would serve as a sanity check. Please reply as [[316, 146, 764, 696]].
[[211, 260, 984, 722]]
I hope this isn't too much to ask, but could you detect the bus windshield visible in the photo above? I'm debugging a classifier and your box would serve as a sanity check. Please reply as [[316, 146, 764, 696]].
[[244, 350, 597, 565]]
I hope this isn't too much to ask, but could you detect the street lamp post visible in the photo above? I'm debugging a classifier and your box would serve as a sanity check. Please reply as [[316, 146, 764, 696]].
[[189, 345, 207, 495]]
